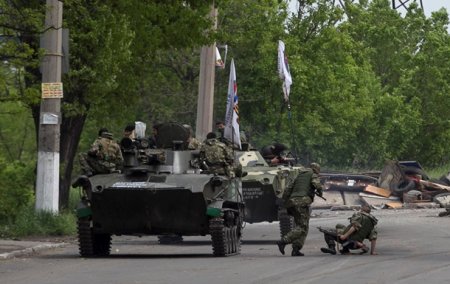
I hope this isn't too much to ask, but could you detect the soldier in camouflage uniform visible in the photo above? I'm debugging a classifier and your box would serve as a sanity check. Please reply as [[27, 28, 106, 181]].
[[277, 163, 323, 256], [79, 128, 124, 176], [199, 132, 234, 176], [183, 124, 201, 150], [320, 204, 378, 255]]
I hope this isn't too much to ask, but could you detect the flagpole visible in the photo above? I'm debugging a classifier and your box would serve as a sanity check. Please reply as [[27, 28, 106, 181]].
[[285, 97, 298, 164], [278, 40, 298, 164]]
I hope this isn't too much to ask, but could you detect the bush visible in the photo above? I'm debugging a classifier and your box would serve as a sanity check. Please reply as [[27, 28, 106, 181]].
[[0, 204, 77, 238], [0, 159, 34, 222]]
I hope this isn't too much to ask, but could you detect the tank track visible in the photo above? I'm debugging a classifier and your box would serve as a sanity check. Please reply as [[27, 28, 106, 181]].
[[278, 209, 294, 238], [77, 218, 111, 257], [210, 217, 241, 256]]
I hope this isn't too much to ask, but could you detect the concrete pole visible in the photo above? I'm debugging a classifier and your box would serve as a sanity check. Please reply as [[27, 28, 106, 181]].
[[35, 0, 63, 213], [195, 5, 217, 141]]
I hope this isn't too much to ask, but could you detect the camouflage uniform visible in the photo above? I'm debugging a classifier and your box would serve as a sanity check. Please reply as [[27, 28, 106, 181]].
[[322, 211, 378, 254], [79, 133, 124, 175], [199, 138, 234, 176], [280, 167, 323, 254], [187, 137, 201, 150]]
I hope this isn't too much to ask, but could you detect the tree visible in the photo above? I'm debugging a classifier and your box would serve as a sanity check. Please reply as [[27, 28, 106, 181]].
[[214, 0, 288, 147], [0, 0, 217, 208]]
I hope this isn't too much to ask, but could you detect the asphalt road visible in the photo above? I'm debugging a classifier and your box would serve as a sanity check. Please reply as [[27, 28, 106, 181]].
[[1, 208, 450, 284]]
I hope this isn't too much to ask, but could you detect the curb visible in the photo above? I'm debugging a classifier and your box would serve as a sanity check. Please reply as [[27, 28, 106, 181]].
[[0, 242, 68, 260]]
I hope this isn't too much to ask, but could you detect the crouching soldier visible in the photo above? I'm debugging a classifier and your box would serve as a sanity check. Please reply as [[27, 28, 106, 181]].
[[319, 204, 378, 255]]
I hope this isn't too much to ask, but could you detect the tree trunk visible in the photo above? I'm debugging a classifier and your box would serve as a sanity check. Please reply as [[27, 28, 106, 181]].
[[59, 113, 87, 209]]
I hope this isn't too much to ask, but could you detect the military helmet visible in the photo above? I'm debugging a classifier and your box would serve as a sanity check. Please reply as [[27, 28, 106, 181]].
[[310, 162, 320, 174], [98, 128, 109, 136]]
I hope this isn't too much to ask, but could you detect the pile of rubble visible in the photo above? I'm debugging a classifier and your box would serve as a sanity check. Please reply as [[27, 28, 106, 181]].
[[312, 160, 450, 213]]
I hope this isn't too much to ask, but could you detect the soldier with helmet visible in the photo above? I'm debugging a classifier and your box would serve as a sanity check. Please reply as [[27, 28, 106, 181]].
[[79, 128, 124, 176], [276, 162, 323, 256], [320, 204, 378, 255], [260, 143, 288, 166]]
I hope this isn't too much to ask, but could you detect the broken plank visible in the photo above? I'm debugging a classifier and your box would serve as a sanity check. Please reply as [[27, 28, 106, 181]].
[[364, 184, 392, 198]]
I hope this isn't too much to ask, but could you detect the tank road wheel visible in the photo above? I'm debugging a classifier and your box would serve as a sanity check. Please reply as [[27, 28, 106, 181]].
[[210, 217, 227, 256], [210, 216, 242, 257], [78, 218, 94, 257], [278, 209, 294, 238], [77, 218, 111, 257]]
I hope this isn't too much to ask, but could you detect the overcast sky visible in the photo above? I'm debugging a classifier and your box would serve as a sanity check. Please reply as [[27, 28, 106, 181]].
[[400, 0, 449, 16], [289, 0, 450, 18]]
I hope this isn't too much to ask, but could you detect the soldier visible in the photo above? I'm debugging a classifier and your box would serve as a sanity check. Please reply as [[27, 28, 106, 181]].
[[276, 163, 323, 256], [215, 121, 227, 143], [320, 204, 378, 255], [199, 132, 234, 176], [149, 123, 161, 149], [79, 128, 124, 176], [261, 143, 288, 166], [183, 124, 201, 150]]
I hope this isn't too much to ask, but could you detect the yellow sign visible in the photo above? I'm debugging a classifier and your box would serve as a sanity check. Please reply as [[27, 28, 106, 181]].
[[42, 82, 63, 98]]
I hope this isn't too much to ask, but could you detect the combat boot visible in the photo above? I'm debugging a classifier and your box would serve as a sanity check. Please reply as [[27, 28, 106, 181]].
[[291, 245, 304, 257], [276, 240, 287, 255], [320, 244, 336, 255]]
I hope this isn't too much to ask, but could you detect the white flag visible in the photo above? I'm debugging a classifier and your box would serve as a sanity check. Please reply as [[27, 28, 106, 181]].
[[224, 59, 241, 149], [215, 46, 225, 69], [278, 40, 292, 102]]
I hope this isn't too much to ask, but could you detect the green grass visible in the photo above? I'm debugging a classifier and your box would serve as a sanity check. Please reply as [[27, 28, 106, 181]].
[[424, 164, 449, 180], [6, 206, 76, 237], [0, 189, 81, 239]]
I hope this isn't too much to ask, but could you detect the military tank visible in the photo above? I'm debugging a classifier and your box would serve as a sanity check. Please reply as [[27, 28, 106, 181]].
[[236, 148, 300, 238], [72, 122, 244, 257]]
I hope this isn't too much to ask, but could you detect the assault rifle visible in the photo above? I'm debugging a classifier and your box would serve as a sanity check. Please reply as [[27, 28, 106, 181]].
[[315, 191, 327, 201]]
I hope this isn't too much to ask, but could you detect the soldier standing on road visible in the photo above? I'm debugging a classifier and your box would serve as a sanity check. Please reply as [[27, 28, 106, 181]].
[[277, 163, 323, 256], [320, 204, 378, 255], [79, 128, 124, 176], [200, 132, 234, 176]]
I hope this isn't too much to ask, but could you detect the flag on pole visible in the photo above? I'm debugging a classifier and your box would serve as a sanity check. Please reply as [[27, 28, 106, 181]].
[[215, 46, 225, 69], [278, 40, 292, 102], [224, 59, 241, 149]]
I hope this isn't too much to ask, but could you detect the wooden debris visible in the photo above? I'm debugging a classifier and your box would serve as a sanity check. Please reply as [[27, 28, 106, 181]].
[[359, 192, 400, 208], [385, 202, 403, 209], [364, 184, 392, 198], [419, 180, 450, 192]]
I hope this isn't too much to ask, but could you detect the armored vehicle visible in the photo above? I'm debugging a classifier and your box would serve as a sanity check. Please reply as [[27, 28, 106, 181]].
[[236, 150, 300, 238], [72, 123, 244, 257]]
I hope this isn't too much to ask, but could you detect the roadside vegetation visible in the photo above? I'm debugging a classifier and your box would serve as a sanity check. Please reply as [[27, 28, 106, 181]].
[[0, 0, 449, 237]]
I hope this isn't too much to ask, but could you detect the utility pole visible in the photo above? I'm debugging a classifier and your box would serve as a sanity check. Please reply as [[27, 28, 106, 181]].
[[392, 0, 423, 10], [35, 0, 63, 213], [195, 4, 217, 141]]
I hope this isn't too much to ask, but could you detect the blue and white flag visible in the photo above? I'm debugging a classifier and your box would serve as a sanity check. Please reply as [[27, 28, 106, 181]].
[[278, 40, 292, 102], [224, 59, 241, 149]]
